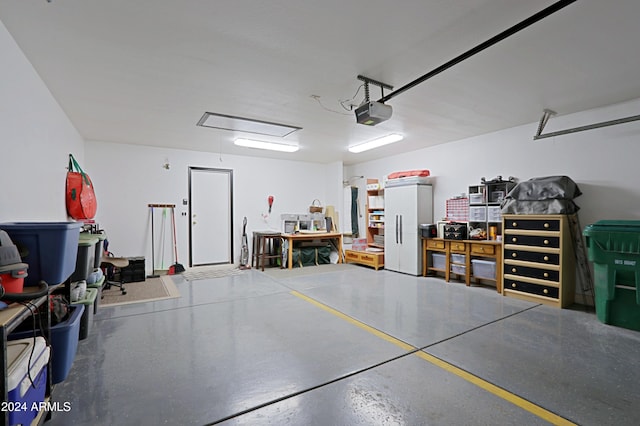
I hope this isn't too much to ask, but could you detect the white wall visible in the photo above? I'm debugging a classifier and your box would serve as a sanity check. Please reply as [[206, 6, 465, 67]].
[[6, 12, 640, 280], [0, 18, 343, 274], [346, 97, 640, 232], [85, 141, 338, 270], [0, 21, 84, 221]]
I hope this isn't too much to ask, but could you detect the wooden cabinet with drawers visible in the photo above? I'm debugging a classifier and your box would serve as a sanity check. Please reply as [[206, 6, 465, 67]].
[[344, 249, 384, 270], [422, 238, 502, 292], [502, 214, 575, 308]]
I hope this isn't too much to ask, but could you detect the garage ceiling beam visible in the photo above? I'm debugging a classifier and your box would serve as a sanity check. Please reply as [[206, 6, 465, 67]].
[[378, 0, 577, 104]]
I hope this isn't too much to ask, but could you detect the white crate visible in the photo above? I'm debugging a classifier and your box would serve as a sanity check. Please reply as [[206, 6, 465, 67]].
[[451, 264, 466, 275], [450, 253, 466, 264], [469, 206, 487, 221], [431, 253, 446, 270], [472, 259, 496, 280], [469, 193, 484, 204], [487, 206, 502, 222]]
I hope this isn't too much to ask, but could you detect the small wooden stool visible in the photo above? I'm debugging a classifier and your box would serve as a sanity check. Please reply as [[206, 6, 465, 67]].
[[252, 232, 283, 271], [100, 255, 129, 295]]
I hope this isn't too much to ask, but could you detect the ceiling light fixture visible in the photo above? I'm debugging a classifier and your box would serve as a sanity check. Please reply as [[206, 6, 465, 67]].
[[197, 112, 301, 137], [348, 134, 403, 153], [234, 138, 299, 153]]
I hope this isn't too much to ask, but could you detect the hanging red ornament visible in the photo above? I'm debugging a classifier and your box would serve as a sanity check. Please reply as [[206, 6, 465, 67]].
[[268, 195, 274, 213]]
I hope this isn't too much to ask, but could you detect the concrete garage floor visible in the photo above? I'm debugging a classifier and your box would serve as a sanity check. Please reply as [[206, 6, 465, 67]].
[[48, 264, 640, 425]]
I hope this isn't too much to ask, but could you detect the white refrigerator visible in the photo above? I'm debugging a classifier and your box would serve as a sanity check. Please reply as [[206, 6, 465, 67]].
[[384, 182, 433, 275]]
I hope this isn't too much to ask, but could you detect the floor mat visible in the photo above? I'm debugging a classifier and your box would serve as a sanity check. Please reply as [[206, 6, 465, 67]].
[[182, 264, 246, 281], [101, 275, 180, 306]]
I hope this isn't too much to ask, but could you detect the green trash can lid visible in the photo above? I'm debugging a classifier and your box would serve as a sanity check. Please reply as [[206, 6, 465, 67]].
[[86, 276, 105, 288], [75, 287, 98, 305], [584, 220, 640, 235], [78, 233, 99, 246]]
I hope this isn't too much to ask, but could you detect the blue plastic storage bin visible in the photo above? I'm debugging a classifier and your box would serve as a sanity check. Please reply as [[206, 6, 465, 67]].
[[10, 304, 84, 384], [0, 222, 83, 286]]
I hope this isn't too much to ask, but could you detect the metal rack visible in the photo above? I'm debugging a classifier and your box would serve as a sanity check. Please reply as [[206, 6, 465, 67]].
[[0, 290, 52, 425]]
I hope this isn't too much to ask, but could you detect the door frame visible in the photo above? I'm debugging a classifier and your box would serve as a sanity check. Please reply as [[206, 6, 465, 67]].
[[188, 166, 234, 267]]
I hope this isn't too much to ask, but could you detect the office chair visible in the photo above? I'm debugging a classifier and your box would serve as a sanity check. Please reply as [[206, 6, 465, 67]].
[[100, 239, 128, 295]]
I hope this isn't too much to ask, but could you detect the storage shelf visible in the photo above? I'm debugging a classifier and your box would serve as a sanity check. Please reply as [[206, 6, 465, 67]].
[[366, 178, 385, 248], [1, 292, 52, 426], [468, 180, 516, 241], [423, 238, 502, 293]]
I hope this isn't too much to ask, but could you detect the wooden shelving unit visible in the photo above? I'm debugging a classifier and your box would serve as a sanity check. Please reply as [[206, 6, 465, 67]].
[[366, 178, 384, 249], [345, 178, 385, 270]]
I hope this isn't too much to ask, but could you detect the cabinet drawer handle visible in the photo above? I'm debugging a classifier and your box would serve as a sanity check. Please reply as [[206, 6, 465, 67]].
[[512, 253, 517, 258], [511, 283, 517, 288], [543, 256, 549, 261], [511, 267, 517, 273], [512, 237, 517, 243], [543, 272, 549, 278], [544, 222, 550, 228], [479, 247, 484, 252], [543, 289, 549, 294], [512, 222, 518, 227], [544, 239, 550, 245]]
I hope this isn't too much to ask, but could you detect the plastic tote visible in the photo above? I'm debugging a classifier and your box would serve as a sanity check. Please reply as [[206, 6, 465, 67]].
[[583, 220, 640, 331], [10, 304, 84, 384], [0, 222, 83, 286]]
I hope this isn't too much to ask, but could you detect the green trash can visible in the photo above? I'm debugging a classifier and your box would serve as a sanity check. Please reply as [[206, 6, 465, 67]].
[[583, 220, 640, 331], [86, 275, 105, 315], [72, 287, 98, 340]]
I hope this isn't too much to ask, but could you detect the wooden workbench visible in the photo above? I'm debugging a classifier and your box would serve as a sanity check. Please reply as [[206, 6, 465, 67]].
[[281, 232, 344, 269]]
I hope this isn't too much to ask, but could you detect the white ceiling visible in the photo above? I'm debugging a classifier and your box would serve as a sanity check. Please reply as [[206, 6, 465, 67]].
[[2, 0, 639, 165]]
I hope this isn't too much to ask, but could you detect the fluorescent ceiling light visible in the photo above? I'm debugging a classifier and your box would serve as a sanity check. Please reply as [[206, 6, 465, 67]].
[[197, 112, 301, 137], [234, 138, 299, 153], [348, 134, 404, 153]]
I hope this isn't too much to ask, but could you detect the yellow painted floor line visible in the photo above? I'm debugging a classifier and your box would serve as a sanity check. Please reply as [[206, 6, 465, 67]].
[[290, 290, 576, 426], [291, 290, 415, 351]]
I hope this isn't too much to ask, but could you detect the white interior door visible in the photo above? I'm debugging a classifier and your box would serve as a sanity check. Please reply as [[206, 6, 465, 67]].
[[189, 167, 233, 266]]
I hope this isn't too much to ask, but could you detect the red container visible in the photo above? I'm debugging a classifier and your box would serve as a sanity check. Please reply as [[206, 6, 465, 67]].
[[0, 265, 28, 294]]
